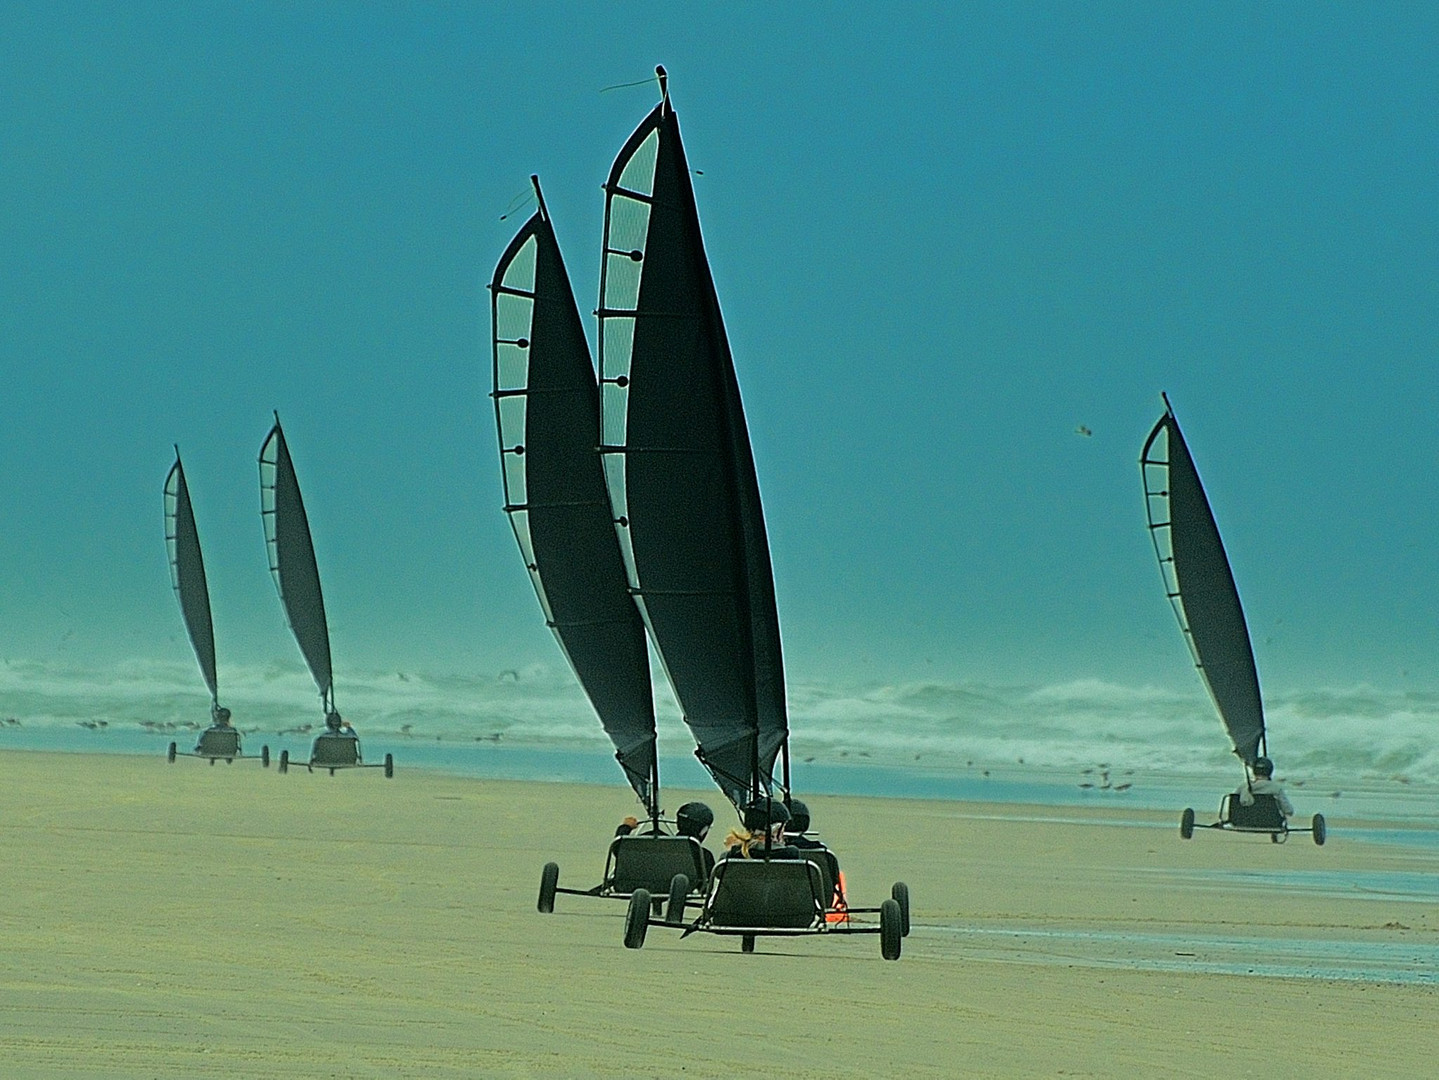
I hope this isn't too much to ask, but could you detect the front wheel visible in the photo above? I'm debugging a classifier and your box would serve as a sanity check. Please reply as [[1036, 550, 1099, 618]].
[[741, 934, 755, 954], [167, 742, 177, 763], [624, 889, 650, 949], [666, 873, 689, 922], [891, 881, 911, 937], [1312, 813, 1326, 846], [538, 862, 559, 913], [1179, 808, 1195, 839], [384, 753, 394, 779], [278, 750, 289, 774], [880, 898, 903, 960], [261, 745, 270, 768]]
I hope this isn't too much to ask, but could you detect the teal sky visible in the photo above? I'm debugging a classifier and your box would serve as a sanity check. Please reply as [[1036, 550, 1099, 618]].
[[3, 4, 1437, 699]]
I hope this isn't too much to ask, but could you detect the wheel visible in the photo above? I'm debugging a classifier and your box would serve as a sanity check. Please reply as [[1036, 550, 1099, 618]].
[[167, 742, 177, 763], [891, 881, 911, 937], [1179, 808, 1195, 839], [665, 873, 689, 922], [279, 750, 289, 774], [384, 753, 394, 778], [1312, 813, 1326, 846], [261, 745, 270, 768], [329, 767, 336, 776], [538, 862, 559, 913], [741, 934, 755, 954], [1271, 833, 1281, 844], [623, 889, 650, 949], [209, 757, 216, 766], [880, 898, 902, 960]]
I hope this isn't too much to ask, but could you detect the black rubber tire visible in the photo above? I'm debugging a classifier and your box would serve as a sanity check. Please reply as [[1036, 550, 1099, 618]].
[[261, 745, 270, 768], [891, 881, 911, 937], [209, 757, 217, 766], [1271, 833, 1281, 844], [538, 862, 559, 913], [167, 742, 177, 763], [279, 750, 289, 774], [880, 898, 902, 960], [741, 934, 755, 954], [624, 889, 650, 949], [384, 753, 394, 779], [1180, 808, 1195, 839], [1312, 814, 1326, 846], [666, 873, 689, 922]]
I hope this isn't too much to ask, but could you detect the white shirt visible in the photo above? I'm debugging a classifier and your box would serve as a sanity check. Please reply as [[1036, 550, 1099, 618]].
[[1239, 776, 1294, 816]]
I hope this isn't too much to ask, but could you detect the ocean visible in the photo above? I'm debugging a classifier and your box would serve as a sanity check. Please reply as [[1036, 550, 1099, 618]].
[[3, 656, 1437, 824]]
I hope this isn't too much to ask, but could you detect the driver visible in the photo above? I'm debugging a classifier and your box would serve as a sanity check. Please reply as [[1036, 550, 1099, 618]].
[[675, 801, 716, 880], [785, 798, 843, 906], [1238, 757, 1294, 818], [726, 798, 799, 860]]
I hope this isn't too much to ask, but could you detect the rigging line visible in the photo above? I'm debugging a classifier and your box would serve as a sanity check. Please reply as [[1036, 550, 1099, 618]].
[[599, 73, 662, 94], [498, 187, 535, 222]]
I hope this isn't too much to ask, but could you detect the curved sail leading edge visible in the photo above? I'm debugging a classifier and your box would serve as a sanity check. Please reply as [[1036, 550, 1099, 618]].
[[259, 418, 335, 712], [1141, 402, 1265, 764], [491, 179, 659, 815], [598, 79, 788, 808], [164, 452, 218, 705]]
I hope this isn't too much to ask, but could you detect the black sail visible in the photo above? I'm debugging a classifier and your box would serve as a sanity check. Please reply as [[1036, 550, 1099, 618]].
[[598, 72, 788, 808], [164, 451, 218, 704], [1142, 400, 1265, 764], [259, 417, 335, 712], [491, 177, 659, 815]]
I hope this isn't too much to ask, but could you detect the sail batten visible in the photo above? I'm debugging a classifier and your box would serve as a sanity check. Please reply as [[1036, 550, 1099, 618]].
[[259, 418, 334, 711], [599, 83, 788, 809], [164, 453, 218, 704], [491, 179, 658, 815], [1142, 402, 1265, 764]]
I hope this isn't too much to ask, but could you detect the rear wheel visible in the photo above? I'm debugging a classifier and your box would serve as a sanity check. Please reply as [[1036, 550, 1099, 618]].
[[1312, 814, 1326, 846], [741, 934, 755, 954], [279, 750, 289, 774], [666, 873, 689, 922], [880, 898, 902, 960], [891, 882, 911, 936], [538, 862, 559, 913], [384, 753, 394, 778], [623, 890, 650, 949], [167, 742, 177, 763], [1180, 808, 1195, 839], [261, 745, 270, 768]]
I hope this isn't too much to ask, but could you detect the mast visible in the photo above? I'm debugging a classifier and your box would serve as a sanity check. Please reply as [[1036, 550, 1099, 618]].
[[491, 174, 660, 821], [1141, 395, 1266, 765], [597, 68, 789, 809], [164, 449, 219, 711], [259, 415, 336, 716]]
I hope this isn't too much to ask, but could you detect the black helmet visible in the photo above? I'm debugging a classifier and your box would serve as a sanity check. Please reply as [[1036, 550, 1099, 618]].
[[787, 798, 811, 833], [742, 798, 790, 832], [675, 801, 714, 839], [1253, 756, 1274, 777]]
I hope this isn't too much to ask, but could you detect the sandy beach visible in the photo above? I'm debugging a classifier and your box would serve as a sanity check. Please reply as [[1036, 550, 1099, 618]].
[[0, 750, 1433, 1078]]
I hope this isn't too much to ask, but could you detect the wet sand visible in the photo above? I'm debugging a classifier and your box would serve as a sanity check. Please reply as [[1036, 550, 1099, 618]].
[[0, 750, 1433, 1078]]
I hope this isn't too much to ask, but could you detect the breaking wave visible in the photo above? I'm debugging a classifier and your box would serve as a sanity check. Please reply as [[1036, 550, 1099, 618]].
[[2, 658, 1437, 784]]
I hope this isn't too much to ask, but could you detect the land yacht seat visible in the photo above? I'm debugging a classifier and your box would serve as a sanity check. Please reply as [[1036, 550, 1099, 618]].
[[1223, 792, 1286, 830], [195, 728, 240, 757], [706, 857, 825, 929], [310, 733, 360, 767], [608, 835, 709, 894]]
